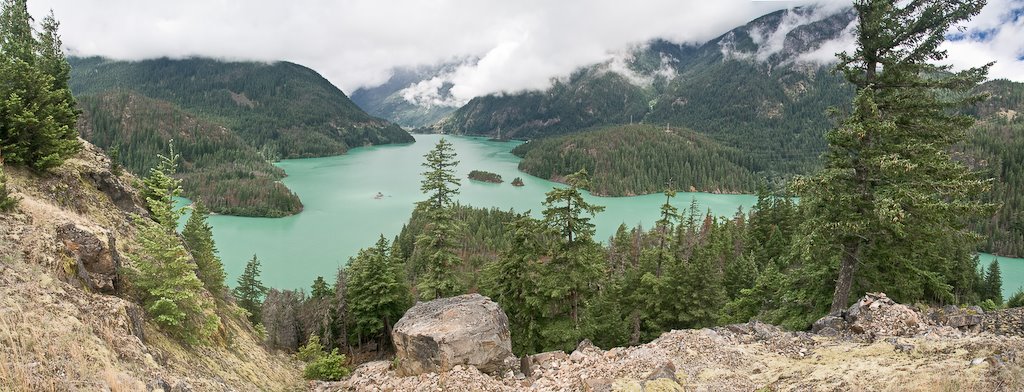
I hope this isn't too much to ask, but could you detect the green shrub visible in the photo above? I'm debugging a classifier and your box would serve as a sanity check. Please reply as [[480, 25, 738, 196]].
[[980, 299, 999, 312], [0, 165, 17, 212], [303, 349, 350, 381], [1008, 289, 1024, 308], [296, 333, 324, 362]]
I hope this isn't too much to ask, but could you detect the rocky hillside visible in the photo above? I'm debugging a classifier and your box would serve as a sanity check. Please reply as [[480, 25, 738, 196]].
[[317, 294, 1024, 392], [0, 140, 303, 391]]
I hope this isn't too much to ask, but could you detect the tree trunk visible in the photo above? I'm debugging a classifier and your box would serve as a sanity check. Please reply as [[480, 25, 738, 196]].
[[629, 310, 641, 346], [830, 241, 861, 313]]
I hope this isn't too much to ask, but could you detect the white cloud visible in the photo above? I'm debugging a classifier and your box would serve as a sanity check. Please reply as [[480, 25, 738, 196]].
[[28, 0, 815, 100], [26, 0, 1022, 105], [940, 0, 1024, 81], [795, 16, 857, 64]]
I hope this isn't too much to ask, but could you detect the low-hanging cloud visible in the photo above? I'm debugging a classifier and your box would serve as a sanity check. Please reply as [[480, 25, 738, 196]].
[[26, 0, 1022, 104]]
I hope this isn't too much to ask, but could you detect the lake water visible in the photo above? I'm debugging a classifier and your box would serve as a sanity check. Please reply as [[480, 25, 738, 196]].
[[182, 134, 1024, 298]]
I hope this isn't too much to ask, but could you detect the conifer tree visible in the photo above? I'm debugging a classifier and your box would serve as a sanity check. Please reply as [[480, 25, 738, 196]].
[[418, 138, 460, 211], [141, 141, 183, 231], [234, 255, 268, 325], [794, 0, 992, 314], [126, 141, 219, 343], [984, 259, 1003, 305], [128, 217, 219, 344], [414, 139, 463, 299], [0, 1, 80, 170], [538, 169, 605, 350], [182, 201, 227, 296], [346, 235, 410, 347], [542, 169, 605, 244], [482, 213, 546, 355], [302, 276, 336, 350]]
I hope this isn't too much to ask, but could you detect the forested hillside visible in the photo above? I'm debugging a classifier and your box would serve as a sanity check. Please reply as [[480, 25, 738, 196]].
[[964, 79, 1024, 257], [68, 56, 415, 216], [69, 57, 413, 159], [512, 124, 759, 195], [433, 8, 858, 177], [77, 92, 303, 216]]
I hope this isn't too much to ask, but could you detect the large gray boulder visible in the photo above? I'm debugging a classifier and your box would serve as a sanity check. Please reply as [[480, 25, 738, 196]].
[[391, 294, 514, 376]]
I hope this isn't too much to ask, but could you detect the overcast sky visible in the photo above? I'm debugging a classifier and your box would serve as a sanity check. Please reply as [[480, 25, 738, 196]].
[[26, 0, 1024, 102]]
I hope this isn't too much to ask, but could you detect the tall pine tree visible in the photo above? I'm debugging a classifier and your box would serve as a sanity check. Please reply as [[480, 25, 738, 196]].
[[346, 235, 410, 347], [182, 201, 228, 297], [794, 0, 992, 314], [538, 169, 605, 351], [234, 255, 268, 325], [413, 138, 463, 299], [0, 1, 79, 170]]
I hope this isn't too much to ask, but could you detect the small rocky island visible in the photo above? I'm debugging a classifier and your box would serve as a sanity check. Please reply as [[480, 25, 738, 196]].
[[468, 170, 503, 184], [511, 177, 524, 187]]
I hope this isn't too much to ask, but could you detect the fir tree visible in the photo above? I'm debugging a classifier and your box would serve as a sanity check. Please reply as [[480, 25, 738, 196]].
[[346, 235, 410, 347], [538, 169, 605, 350], [0, 1, 80, 171], [141, 142, 183, 231], [182, 201, 227, 296], [127, 217, 219, 344], [302, 276, 336, 350], [984, 259, 1003, 305], [481, 213, 546, 355], [418, 138, 460, 211], [311, 276, 334, 298], [234, 254, 268, 325], [542, 169, 605, 244], [794, 0, 993, 314], [413, 138, 464, 300]]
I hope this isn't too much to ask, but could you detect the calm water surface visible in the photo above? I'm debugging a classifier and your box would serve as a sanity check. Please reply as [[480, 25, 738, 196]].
[[181, 134, 1024, 296]]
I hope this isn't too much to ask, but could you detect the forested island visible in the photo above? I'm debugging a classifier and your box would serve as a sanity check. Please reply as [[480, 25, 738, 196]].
[[512, 124, 759, 196], [468, 170, 503, 183]]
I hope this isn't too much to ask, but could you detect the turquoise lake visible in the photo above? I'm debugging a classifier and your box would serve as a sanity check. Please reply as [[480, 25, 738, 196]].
[[183, 134, 1024, 298]]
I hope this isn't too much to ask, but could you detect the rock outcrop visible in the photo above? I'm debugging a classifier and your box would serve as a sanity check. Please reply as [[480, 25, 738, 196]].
[[56, 222, 122, 294], [391, 294, 514, 376], [812, 292, 921, 337]]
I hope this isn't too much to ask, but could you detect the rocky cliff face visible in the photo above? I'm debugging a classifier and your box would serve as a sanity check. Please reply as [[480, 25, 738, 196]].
[[0, 140, 303, 391], [320, 293, 1024, 392]]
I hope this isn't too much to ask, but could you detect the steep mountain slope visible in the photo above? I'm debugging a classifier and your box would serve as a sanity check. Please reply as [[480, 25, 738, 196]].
[[76, 91, 303, 217], [68, 56, 415, 217], [350, 64, 462, 129], [964, 79, 1024, 257], [69, 56, 414, 159], [512, 124, 759, 195], [0, 140, 302, 391], [433, 7, 857, 176]]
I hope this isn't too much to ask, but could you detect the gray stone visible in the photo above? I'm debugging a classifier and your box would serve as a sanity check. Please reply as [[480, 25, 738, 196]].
[[812, 315, 848, 334], [391, 294, 513, 376], [581, 377, 613, 392], [56, 223, 122, 294], [645, 361, 678, 382]]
